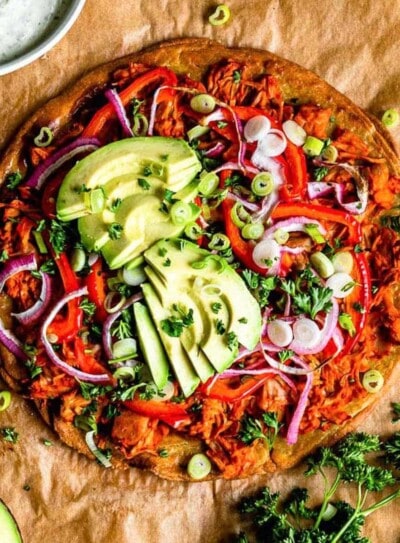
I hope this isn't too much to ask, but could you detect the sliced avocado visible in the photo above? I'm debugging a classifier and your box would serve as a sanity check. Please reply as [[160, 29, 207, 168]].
[[57, 137, 201, 221], [145, 239, 262, 349], [133, 302, 169, 389], [0, 500, 23, 543], [144, 266, 215, 382], [141, 283, 200, 397]]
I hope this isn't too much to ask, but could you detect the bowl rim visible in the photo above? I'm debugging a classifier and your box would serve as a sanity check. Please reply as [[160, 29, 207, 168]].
[[0, 0, 86, 76]]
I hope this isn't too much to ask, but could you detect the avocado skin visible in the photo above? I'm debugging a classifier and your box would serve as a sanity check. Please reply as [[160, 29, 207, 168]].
[[0, 500, 23, 543]]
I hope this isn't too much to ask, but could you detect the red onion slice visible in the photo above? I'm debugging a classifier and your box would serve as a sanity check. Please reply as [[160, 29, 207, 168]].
[[286, 357, 313, 445], [25, 137, 101, 190], [220, 367, 296, 391], [263, 217, 327, 239], [225, 191, 260, 212], [0, 253, 37, 291], [41, 287, 110, 382], [0, 316, 28, 360], [288, 298, 339, 355], [204, 141, 226, 157], [261, 345, 312, 376], [105, 88, 133, 138], [11, 272, 52, 325]]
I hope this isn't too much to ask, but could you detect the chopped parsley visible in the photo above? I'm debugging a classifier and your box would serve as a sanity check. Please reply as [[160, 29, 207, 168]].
[[239, 412, 282, 449], [381, 214, 400, 233], [79, 298, 97, 317], [161, 305, 194, 337], [1, 427, 19, 443], [138, 177, 151, 190], [233, 70, 241, 83], [214, 318, 226, 335], [5, 171, 23, 190], [108, 222, 123, 240], [211, 302, 222, 314], [109, 198, 122, 212], [313, 166, 329, 181]]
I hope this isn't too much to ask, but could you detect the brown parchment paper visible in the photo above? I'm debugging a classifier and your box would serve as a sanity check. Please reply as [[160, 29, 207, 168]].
[[1, 1, 400, 542]]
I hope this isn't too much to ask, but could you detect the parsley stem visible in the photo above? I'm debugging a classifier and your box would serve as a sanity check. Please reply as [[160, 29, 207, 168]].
[[362, 487, 400, 517], [314, 471, 341, 529], [330, 484, 364, 543]]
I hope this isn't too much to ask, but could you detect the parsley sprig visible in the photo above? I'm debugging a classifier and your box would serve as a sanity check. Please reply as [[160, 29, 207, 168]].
[[235, 432, 400, 543]]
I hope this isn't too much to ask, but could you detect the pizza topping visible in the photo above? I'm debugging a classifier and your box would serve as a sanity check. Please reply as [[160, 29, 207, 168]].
[[33, 126, 54, 148], [187, 453, 212, 479], [382, 108, 399, 128], [208, 4, 231, 26], [85, 430, 112, 468], [0, 390, 11, 412], [362, 370, 384, 393], [104, 88, 134, 138], [0, 54, 399, 477]]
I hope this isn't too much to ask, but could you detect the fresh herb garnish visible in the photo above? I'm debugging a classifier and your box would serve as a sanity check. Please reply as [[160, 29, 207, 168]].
[[214, 318, 226, 335], [1, 427, 19, 443], [239, 412, 282, 449], [313, 166, 329, 181], [109, 198, 122, 212], [235, 432, 400, 543], [138, 177, 151, 190], [211, 302, 222, 314], [5, 171, 23, 190], [108, 222, 123, 240], [391, 403, 400, 423], [381, 214, 400, 233], [161, 305, 194, 337]]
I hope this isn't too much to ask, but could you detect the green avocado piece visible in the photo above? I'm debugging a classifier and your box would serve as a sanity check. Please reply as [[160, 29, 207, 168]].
[[141, 283, 200, 397], [0, 500, 23, 543], [144, 266, 215, 382], [144, 239, 262, 376], [56, 137, 201, 221], [145, 239, 262, 349], [133, 302, 169, 390]]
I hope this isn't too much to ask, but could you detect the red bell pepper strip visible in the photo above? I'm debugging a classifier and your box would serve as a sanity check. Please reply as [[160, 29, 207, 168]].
[[202, 374, 270, 402], [47, 252, 83, 342], [82, 67, 178, 138], [124, 398, 191, 427], [85, 258, 108, 323], [280, 141, 308, 201], [342, 251, 372, 355], [73, 336, 110, 376], [41, 173, 64, 219], [272, 202, 362, 245], [220, 169, 267, 274]]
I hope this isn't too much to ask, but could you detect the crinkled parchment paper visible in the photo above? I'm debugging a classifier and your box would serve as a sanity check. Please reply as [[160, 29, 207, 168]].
[[0, 1, 400, 542]]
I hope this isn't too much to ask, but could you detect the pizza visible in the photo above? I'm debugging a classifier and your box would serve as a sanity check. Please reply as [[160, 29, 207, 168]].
[[0, 38, 400, 481]]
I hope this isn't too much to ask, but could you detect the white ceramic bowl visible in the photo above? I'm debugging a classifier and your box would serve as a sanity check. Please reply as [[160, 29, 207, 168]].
[[0, 0, 86, 76]]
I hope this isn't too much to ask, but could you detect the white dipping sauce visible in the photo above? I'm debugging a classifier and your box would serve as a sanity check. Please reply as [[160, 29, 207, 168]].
[[0, 0, 70, 63]]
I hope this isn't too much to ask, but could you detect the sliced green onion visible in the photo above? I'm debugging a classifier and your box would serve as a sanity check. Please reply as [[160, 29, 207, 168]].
[[71, 247, 86, 272], [33, 230, 48, 254], [325, 272, 354, 299], [112, 338, 137, 359], [187, 453, 212, 479], [113, 366, 137, 380], [190, 94, 216, 114], [303, 135, 324, 157], [310, 251, 335, 279], [331, 251, 353, 274], [33, 126, 53, 147], [382, 108, 399, 128], [282, 119, 307, 146], [104, 291, 126, 313], [322, 144, 338, 162], [251, 172, 274, 197], [362, 369, 384, 393], [122, 264, 146, 286], [273, 228, 289, 245], [0, 391, 11, 412], [208, 4, 231, 26], [338, 312, 356, 337], [198, 171, 219, 196], [170, 200, 193, 226], [187, 125, 210, 141], [241, 222, 264, 240], [208, 233, 230, 251], [132, 114, 149, 136], [230, 202, 251, 228], [184, 222, 203, 240], [85, 430, 112, 468], [304, 223, 325, 244], [322, 503, 337, 521]]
